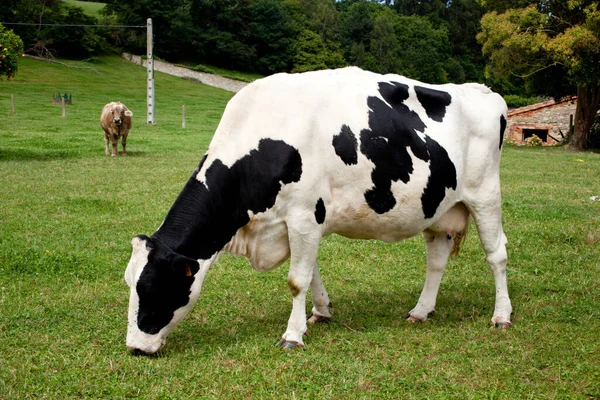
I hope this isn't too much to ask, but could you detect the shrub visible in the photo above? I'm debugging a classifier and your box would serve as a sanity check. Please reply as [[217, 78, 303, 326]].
[[504, 94, 544, 108], [589, 115, 600, 149], [0, 23, 24, 81], [525, 134, 543, 147]]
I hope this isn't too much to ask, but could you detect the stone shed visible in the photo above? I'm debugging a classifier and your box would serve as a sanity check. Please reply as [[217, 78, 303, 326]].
[[506, 96, 576, 145]]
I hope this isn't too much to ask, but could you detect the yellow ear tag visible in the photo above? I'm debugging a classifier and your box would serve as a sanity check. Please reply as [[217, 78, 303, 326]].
[[185, 265, 192, 277]]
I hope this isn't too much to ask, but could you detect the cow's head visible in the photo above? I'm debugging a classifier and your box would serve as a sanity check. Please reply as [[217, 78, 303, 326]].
[[111, 102, 133, 125], [124, 235, 210, 355]]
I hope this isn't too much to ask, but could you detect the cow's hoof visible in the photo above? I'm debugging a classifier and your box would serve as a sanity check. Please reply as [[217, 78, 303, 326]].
[[494, 321, 512, 329], [122, 153, 127, 157], [406, 314, 424, 323], [307, 313, 331, 324], [406, 310, 434, 323], [276, 339, 301, 350], [111, 154, 116, 157]]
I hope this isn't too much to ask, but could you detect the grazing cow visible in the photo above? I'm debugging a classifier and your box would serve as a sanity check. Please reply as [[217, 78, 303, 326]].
[[125, 67, 512, 355], [101, 101, 132, 156]]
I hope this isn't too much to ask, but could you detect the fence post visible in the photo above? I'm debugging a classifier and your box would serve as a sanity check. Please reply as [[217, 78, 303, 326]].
[[11, 94, 15, 114], [182, 105, 186, 129], [62, 98, 65, 118], [147, 18, 155, 124]]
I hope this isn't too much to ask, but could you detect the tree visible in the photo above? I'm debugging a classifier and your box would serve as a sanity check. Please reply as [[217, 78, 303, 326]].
[[370, 9, 399, 73], [477, 2, 600, 151], [394, 15, 450, 83], [291, 29, 345, 72], [248, 0, 297, 73], [0, 23, 24, 80]]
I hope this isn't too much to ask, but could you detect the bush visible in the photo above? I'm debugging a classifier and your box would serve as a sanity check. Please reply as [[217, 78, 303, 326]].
[[589, 115, 600, 149], [503, 94, 544, 108], [525, 134, 543, 147], [0, 23, 24, 80]]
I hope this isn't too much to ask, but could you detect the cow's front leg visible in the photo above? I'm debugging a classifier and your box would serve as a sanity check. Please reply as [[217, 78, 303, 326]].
[[121, 133, 128, 156], [104, 132, 110, 156], [407, 231, 453, 322], [111, 135, 119, 157], [307, 263, 332, 324], [277, 220, 321, 350]]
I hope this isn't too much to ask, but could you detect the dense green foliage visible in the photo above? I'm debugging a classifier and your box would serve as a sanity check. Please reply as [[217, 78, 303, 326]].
[[0, 23, 24, 80], [477, 1, 600, 150], [0, 56, 599, 398], [0, 0, 582, 103], [96, 0, 490, 83], [0, 0, 108, 59]]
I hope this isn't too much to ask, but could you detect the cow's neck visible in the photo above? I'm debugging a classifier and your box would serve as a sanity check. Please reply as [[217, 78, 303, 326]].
[[152, 158, 251, 261], [152, 139, 302, 261]]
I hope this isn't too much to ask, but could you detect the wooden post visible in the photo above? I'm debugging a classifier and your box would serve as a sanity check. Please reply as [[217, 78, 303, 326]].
[[182, 105, 186, 129], [11, 94, 15, 114], [147, 18, 155, 124], [61, 98, 66, 118], [569, 114, 574, 138]]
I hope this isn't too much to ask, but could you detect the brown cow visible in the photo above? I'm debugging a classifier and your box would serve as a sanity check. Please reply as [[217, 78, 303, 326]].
[[101, 102, 133, 156]]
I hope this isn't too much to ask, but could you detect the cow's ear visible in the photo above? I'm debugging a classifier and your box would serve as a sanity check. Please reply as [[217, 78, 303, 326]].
[[125, 110, 133, 117], [171, 254, 200, 277]]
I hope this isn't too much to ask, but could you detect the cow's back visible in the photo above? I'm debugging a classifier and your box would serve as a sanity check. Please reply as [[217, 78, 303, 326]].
[[205, 68, 507, 244]]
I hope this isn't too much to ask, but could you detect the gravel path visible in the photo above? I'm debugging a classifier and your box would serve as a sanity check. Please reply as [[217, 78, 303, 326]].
[[122, 53, 249, 93]]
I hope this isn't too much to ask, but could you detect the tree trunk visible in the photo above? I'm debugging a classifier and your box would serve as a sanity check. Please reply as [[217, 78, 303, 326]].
[[572, 85, 600, 151]]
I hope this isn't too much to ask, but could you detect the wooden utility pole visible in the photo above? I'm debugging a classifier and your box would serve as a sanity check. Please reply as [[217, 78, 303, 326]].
[[147, 18, 155, 124]]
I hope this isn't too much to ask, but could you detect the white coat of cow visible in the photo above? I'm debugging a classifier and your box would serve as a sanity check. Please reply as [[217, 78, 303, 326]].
[[124, 67, 512, 354]]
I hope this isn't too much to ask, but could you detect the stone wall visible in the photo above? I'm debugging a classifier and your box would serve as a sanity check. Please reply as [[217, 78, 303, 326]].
[[506, 98, 576, 145]]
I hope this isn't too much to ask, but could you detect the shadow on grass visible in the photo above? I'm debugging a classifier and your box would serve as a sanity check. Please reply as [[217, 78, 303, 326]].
[[0, 147, 79, 161], [99, 151, 148, 158], [164, 280, 505, 354]]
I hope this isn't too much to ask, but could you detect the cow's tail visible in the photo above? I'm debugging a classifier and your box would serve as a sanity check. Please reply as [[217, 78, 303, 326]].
[[450, 215, 470, 258]]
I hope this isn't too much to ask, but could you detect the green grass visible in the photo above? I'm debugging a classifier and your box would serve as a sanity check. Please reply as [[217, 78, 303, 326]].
[[62, 0, 107, 19], [177, 62, 264, 83], [0, 57, 599, 399]]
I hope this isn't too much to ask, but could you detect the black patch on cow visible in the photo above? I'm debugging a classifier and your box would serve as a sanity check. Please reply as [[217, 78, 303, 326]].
[[414, 85, 452, 122], [314, 198, 326, 224], [136, 239, 200, 334], [332, 124, 358, 165], [421, 136, 457, 218], [154, 138, 302, 259], [134, 139, 303, 334], [360, 81, 456, 217], [499, 115, 507, 150]]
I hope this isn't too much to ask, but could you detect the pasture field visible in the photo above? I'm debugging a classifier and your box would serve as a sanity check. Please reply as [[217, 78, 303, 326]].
[[0, 56, 599, 399], [62, 0, 107, 18]]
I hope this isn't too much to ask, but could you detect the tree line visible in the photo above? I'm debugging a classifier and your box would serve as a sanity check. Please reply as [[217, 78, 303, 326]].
[[2, 0, 600, 150], [0, 0, 488, 84]]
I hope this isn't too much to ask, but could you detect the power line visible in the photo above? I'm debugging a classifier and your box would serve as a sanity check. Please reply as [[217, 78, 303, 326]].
[[0, 22, 145, 28]]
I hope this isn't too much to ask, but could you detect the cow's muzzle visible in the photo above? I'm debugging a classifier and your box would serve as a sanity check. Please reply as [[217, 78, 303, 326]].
[[113, 118, 122, 125], [126, 335, 166, 355]]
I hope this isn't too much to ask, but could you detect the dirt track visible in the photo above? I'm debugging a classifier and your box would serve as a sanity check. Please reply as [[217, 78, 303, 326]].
[[122, 53, 249, 93]]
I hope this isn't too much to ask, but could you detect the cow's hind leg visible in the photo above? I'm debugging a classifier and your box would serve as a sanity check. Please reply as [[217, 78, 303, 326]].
[[407, 231, 454, 322], [307, 263, 332, 324], [276, 217, 322, 350], [470, 199, 512, 328]]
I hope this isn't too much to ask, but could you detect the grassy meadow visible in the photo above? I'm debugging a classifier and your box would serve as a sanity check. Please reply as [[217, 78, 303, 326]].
[[0, 56, 599, 399], [62, 0, 107, 18]]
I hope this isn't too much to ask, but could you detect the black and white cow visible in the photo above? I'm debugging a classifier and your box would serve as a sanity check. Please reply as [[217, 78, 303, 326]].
[[125, 67, 512, 354]]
